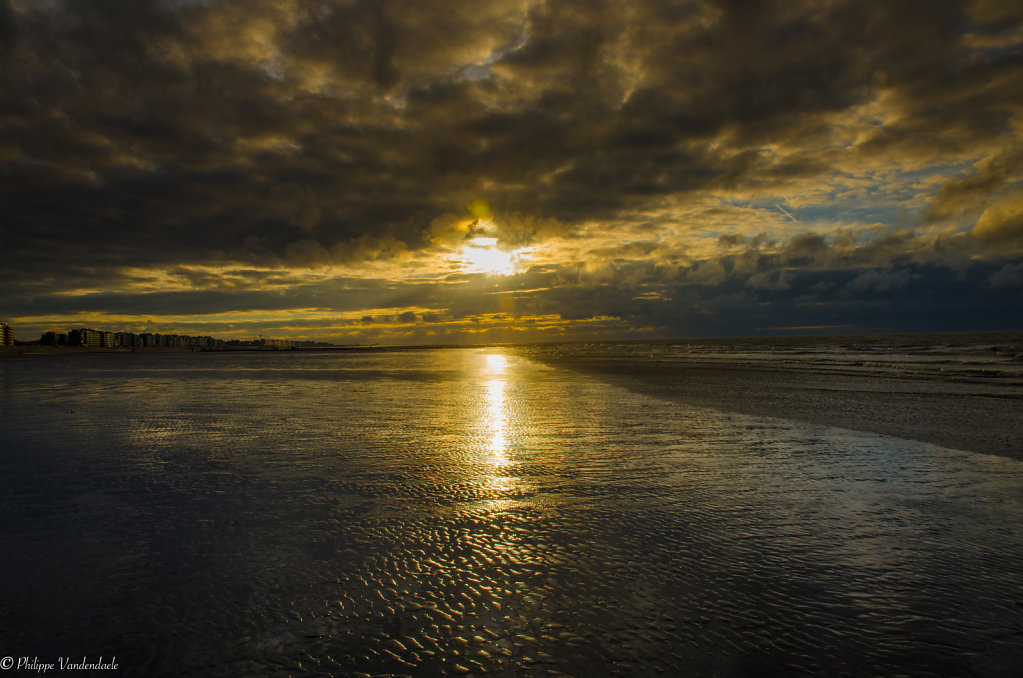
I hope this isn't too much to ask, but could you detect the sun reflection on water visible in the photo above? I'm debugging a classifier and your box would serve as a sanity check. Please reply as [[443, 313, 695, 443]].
[[485, 378, 508, 464], [485, 353, 507, 372], [483, 354, 509, 467]]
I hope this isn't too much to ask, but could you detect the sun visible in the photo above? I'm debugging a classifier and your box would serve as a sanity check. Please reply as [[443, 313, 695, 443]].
[[460, 237, 531, 276]]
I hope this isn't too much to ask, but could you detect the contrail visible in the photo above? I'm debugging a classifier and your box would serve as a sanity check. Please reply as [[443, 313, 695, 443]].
[[776, 203, 798, 222]]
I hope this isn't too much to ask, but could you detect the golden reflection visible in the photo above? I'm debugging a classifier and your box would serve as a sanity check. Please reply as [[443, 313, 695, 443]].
[[486, 353, 507, 373], [485, 377, 509, 465], [483, 353, 510, 467]]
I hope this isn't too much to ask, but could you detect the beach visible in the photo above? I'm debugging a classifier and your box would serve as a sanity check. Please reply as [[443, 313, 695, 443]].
[[2, 346, 1022, 676], [522, 356, 1022, 460]]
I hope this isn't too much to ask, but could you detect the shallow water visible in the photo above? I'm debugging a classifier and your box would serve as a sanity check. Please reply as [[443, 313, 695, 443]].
[[1, 348, 1021, 677]]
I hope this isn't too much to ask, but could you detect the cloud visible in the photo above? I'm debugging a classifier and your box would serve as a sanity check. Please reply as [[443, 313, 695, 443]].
[[747, 270, 792, 291], [782, 233, 829, 264], [989, 261, 1023, 287], [972, 191, 1023, 243], [1, 0, 1021, 340], [927, 149, 1023, 218], [688, 259, 728, 286], [848, 268, 917, 294]]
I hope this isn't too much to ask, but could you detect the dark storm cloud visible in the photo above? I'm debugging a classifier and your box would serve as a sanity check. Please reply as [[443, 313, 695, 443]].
[[2, 0, 1022, 337], [510, 254, 1023, 337]]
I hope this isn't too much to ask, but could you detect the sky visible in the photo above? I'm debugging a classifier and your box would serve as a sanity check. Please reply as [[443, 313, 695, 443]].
[[1, 0, 1022, 344]]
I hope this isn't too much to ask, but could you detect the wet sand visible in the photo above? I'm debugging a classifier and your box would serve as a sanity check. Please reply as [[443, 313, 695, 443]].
[[3, 348, 1023, 676], [532, 357, 1023, 460]]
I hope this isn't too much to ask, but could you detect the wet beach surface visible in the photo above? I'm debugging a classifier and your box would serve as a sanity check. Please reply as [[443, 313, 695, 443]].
[[2, 348, 1022, 677], [522, 357, 1023, 460]]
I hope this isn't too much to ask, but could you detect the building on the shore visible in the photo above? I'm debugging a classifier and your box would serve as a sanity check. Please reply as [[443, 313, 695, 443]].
[[38, 326, 230, 351], [41, 331, 66, 346], [264, 338, 292, 350], [115, 331, 138, 348], [68, 328, 103, 347], [1, 322, 13, 346], [185, 335, 225, 350]]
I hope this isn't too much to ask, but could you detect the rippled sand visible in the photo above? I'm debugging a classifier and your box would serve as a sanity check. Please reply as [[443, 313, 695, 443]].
[[1, 349, 1022, 677]]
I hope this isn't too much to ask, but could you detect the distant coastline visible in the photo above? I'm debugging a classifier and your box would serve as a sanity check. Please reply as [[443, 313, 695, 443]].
[[0, 343, 485, 358], [0, 344, 350, 358]]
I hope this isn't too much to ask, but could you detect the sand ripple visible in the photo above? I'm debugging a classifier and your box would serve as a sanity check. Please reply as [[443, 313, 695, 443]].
[[1, 349, 1021, 676]]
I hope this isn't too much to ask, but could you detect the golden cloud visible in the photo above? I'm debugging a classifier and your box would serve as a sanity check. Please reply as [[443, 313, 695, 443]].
[[972, 191, 1023, 243]]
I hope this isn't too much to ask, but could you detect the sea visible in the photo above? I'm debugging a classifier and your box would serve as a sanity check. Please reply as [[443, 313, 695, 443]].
[[1, 334, 1021, 677]]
